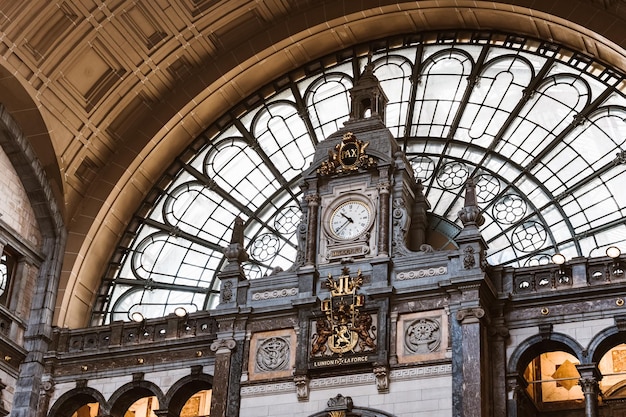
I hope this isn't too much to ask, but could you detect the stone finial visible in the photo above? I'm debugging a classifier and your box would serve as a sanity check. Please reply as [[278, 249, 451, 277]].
[[230, 216, 245, 245], [223, 216, 249, 265], [458, 178, 485, 229]]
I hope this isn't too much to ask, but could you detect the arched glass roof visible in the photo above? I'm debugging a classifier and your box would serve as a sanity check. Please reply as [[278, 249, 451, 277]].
[[93, 32, 626, 325]]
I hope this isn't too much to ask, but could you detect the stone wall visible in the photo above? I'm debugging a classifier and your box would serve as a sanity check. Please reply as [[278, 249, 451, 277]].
[[240, 366, 452, 417]]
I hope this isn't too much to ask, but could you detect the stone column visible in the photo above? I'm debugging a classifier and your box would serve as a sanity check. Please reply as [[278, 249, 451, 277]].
[[490, 317, 509, 415], [577, 364, 601, 417], [505, 373, 529, 417], [377, 179, 390, 256], [304, 194, 320, 266], [209, 338, 237, 417], [455, 305, 488, 417]]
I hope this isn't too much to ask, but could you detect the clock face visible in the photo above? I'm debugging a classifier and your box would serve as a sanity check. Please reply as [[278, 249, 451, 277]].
[[329, 200, 372, 240]]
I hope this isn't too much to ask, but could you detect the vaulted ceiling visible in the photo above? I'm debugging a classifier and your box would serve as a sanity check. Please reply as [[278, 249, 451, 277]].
[[0, 0, 625, 328]]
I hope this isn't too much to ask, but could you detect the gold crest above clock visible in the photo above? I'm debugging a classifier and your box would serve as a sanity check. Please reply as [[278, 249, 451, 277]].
[[318, 132, 376, 176]]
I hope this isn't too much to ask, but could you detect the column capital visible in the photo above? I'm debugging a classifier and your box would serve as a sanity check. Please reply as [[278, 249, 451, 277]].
[[376, 181, 390, 194], [576, 363, 602, 381], [455, 307, 485, 324], [304, 193, 320, 205], [210, 338, 236, 354]]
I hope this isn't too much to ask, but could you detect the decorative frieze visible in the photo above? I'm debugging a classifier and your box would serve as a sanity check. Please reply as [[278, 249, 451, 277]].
[[251, 287, 298, 301], [396, 266, 447, 281], [240, 364, 452, 397], [390, 363, 452, 379]]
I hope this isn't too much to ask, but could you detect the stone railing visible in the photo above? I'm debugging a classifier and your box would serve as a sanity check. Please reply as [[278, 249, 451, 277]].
[[495, 254, 625, 297], [50, 312, 218, 354]]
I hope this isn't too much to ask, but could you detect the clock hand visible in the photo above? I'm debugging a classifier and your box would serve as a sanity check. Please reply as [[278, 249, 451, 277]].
[[336, 218, 351, 234], [340, 212, 354, 223]]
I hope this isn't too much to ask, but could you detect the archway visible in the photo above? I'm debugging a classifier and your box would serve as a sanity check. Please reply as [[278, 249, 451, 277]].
[[507, 333, 586, 416], [108, 381, 165, 417], [48, 388, 106, 417], [166, 373, 213, 416]]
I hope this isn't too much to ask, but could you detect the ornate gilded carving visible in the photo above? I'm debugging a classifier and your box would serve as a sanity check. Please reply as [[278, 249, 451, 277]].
[[318, 132, 376, 176], [311, 268, 376, 357], [311, 317, 333, 356]]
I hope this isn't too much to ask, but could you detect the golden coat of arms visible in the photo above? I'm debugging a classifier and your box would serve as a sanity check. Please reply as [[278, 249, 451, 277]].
[[311, 268, 376, 356], [317, 132, 376, 176]]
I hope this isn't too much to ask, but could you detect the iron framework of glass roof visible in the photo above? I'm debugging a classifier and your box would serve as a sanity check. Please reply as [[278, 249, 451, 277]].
[[92, 31, 626, 325]]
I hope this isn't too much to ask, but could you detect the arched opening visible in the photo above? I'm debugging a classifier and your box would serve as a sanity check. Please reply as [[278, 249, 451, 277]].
[[109, 383, 164, 417], [522, 351, 584, 413], [166, 374, 213, 417], [508, 334, 586, 416], [597, 342, 626, 417], [178, 390, 211, 417], [70, 403, 100, 417], [48, 389, 106, 417], [124, 397, 160, 417]]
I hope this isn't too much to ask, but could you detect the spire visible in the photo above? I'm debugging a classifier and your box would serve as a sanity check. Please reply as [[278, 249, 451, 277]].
[[349, 53, 388, 122], [458, 178, 485, 230], [223, 216, 249, 267]]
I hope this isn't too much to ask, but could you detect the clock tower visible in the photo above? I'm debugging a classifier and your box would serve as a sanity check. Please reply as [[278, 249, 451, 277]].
[[299, 57, 430, 270], [292, 57, 434, 385]]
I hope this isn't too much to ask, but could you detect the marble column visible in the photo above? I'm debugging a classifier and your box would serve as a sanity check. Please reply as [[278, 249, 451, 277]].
[[577, 364, 601, 417], [455, 306, 487, 417], [209, 338, 237, 417], [304, 194, 320, 266], [377, 179, 390, 256], [505, 373, 528, 417], [489, 317, 509, 415]]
